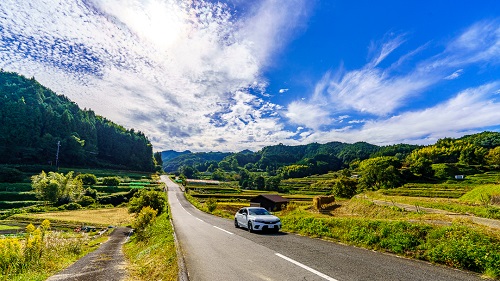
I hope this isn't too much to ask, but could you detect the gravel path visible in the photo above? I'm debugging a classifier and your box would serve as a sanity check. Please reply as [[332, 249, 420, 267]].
[[47, 227, 132, 281]]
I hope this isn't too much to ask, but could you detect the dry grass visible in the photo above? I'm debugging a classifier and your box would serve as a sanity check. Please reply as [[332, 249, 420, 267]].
[[14, 208, 133, 226]]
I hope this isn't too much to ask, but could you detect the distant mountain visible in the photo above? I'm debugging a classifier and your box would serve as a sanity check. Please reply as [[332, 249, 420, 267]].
[[161, 141, 423, 174], [162, 151, 232, 172], [0, 71, 155, 171], [161, 150, 191, 162]]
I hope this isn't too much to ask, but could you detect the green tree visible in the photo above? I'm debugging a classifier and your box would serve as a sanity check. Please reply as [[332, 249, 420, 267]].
[[254, 176, 265, 190], [129, 189, 167, 215], [332, 176, 358, 198], [486, 146, 500, 166], [265, 176, 281, 191], [31, 171, 83, 204], [358, 156, 402, 190]]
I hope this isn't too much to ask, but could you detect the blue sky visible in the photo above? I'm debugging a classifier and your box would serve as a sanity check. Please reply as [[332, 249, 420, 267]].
[[1, 0, 499, 152]]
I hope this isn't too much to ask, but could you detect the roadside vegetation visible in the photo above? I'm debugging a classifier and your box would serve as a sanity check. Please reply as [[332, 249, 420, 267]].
[[123, 188, 178, 281], [0, 219, 108, 281], [0, 167, 178, 280]]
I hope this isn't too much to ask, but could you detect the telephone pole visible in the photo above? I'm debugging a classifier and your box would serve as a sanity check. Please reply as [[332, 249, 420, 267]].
[[55, 141, 61, 170]]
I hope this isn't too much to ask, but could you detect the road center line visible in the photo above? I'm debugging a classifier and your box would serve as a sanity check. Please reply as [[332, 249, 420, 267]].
[[275, 253, 338, 281], [196, 218, 204, 222], [213, 226, 234, 235]]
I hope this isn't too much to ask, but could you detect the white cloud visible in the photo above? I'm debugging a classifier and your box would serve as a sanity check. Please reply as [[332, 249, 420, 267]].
[[0, 0, 309, 152], [302, 82, 500, 145], [444, 69, 464, 80], [279, 88, 289, 94], [285, 20, 500, 139]]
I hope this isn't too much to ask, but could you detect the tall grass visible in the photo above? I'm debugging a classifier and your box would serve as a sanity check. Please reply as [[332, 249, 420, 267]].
[[123, 207, 177, 281], [0, 221, 97, 281]]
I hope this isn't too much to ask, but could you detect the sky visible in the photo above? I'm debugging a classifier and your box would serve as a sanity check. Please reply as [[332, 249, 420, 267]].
[[1, 0, 499, 152]]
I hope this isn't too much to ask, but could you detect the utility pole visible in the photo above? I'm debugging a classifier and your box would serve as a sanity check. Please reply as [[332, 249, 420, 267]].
[[55, 141, 61, 170]]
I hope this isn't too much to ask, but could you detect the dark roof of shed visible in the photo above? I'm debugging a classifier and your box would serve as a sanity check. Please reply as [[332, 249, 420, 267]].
[[250, 194, 289, 203]]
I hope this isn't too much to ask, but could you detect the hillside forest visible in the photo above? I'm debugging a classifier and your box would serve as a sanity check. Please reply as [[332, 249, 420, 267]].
[[0, 70, 157, 172], [166, 131, 500, 195]]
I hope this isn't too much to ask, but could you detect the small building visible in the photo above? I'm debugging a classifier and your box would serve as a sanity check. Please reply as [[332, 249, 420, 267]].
[[250, 194, 289, 211], [455, 175, 465, 180]]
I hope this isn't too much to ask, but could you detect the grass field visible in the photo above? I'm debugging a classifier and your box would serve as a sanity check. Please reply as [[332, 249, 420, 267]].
[[12, 207, 133, 226], [0, 224, 20, 230]]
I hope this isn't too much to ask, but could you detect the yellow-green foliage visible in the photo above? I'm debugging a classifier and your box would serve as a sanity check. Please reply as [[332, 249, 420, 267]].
[[132, 206, 158, 240], [0, 219, 90, 280], [0, 237, 21, 275], [460, 185, 500, 204]]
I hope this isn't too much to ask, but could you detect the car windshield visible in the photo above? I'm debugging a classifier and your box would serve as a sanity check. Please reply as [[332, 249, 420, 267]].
[[249, 208, 270, 216]]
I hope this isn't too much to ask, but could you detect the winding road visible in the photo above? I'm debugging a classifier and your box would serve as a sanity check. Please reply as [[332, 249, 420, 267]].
[[163, 176, 482, 281]]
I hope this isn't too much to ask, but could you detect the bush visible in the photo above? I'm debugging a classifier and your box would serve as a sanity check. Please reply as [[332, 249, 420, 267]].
[[58, 202, 82, 210], [77, 174, 97, 186], [84, 187, 98, 199], [101, 177, 120, 186], [129, 189, 167, 215], [132, 206, 158, 240], [205, 198, 217, 213], [78, 196, 96, 207]]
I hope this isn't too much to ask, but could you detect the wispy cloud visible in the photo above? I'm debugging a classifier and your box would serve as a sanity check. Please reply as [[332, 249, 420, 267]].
[[444, 69, 464, 80], [302, 82, 500, 145], [0, 0, 309, 151], [285, 20, 500, 144]]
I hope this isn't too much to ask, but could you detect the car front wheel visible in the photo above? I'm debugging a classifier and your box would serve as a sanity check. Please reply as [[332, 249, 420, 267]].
[[248, 222, 254, 233]]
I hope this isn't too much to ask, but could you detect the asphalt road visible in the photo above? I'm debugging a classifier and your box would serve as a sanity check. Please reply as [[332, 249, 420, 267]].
[[163, 176, 482, 281]]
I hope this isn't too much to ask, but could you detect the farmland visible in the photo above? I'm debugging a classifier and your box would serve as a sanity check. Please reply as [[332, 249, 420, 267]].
[[185, 170, 500, 279]]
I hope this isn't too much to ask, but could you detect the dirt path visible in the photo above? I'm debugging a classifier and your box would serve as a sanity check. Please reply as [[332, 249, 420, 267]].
[[368, 198, 500, 229], [47, 227, 132, 281]]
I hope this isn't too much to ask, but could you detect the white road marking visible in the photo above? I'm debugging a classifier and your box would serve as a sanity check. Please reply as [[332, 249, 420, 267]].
[[213, 226, 234, 235], [275, 253, 338, 281], [197, 218, 204, 222]]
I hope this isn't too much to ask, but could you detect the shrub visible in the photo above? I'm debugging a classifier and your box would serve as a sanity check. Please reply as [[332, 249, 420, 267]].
[[78, 196, 96, 207], [129, 189, 167, 215], [58, 202, 82, 210], [102, 177, 120, 186], [132, 206, 158, 240], [84, 187, 98, 199], [76, 174, 97, 185], [205, 198, 217, 213]]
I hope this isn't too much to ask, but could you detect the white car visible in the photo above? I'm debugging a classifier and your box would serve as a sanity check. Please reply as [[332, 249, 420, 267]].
[[234, 207, 281, 233]]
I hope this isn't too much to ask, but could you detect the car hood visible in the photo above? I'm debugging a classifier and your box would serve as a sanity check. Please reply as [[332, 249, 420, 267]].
[[249, 215, 280, 222]]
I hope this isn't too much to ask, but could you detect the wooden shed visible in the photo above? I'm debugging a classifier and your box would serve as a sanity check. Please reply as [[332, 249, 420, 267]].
[[250, 194, 289, 211]]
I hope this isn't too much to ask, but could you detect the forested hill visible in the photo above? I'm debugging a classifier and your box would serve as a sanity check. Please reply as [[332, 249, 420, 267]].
[[162, 142, 420, 173], [0, 70, 155, 171]]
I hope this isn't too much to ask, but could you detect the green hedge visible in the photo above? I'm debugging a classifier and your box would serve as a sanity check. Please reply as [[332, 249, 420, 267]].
[[0, 183, 32, 192], [0, 201, 39, 209], [0, 191, 38, 201]]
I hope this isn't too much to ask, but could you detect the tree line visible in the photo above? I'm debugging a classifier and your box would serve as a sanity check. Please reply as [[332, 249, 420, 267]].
[[169, 132, 500, 195], [0, 70, 156, 171]]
